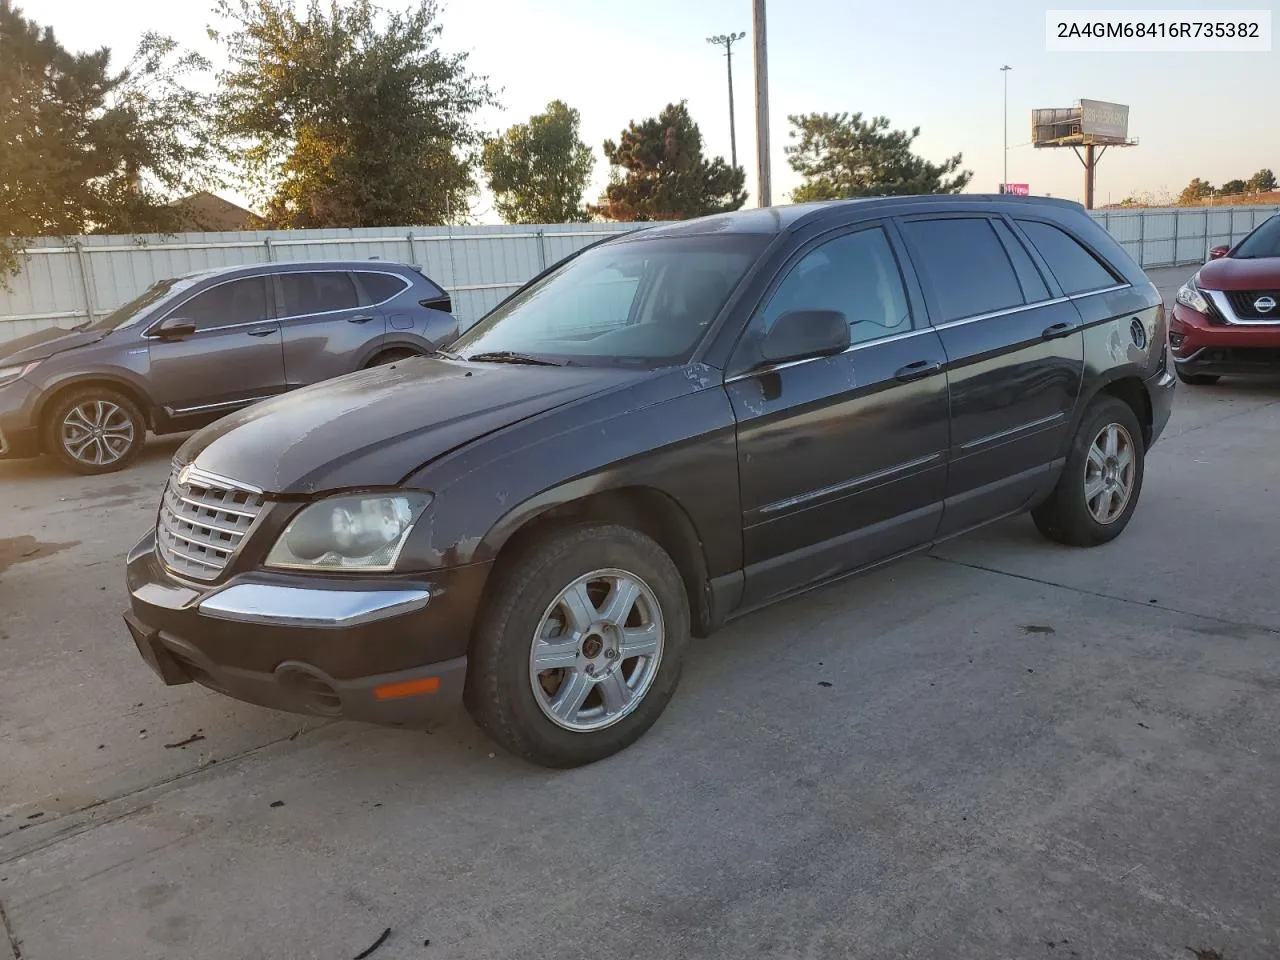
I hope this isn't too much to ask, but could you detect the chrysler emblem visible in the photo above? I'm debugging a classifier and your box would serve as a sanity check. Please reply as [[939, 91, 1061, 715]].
[[1255, 295, 1277, 314]]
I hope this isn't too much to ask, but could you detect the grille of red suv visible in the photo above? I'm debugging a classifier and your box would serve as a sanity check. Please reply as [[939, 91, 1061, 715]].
[[156, 466, 264, 580], [1226, 290, 1280, 320]]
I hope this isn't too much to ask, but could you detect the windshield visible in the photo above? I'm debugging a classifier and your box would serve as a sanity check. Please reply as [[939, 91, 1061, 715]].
[[81, 276, 197, 332], [1233, 216, 1280, 260], [451, 235, 768, 367]]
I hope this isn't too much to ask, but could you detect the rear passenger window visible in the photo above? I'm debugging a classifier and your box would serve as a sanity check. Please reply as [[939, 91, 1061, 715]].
[[358, 272, 408, 303], [900, 218, 1024, 322], [991, 220, 1050, 303], [280, 272, 359, 316], [1015, 220, 1118, 295]]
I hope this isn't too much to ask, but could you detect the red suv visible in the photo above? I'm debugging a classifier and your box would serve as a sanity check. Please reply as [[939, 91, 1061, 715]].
[[1170, 214, 1280, 384]]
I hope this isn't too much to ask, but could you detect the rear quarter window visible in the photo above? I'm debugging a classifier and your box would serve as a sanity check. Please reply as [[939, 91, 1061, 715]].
[[1015, 220, 1120, 295], [357, 272, 410, 303]]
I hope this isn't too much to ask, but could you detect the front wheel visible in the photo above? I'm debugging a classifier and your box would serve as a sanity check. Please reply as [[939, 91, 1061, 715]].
[[1176, 369, 1219, 386], [43, 387, 145, 475], [465, 523, 689, 768], [1032, 396, 1145, 547]]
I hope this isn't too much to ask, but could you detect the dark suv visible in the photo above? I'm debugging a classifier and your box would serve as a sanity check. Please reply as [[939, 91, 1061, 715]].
[[0, 260, 456, 473], [124, 196, 1174, 768]]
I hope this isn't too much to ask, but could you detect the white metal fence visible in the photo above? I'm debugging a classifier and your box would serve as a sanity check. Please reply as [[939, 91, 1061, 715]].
[[3, 204, 1278, 345]]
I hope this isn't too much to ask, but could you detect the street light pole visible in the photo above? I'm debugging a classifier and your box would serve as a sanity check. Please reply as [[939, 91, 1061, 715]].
[[1000, 65, 1012, 192], [707, 31, 746, 169], [753, 0, 771, 206]]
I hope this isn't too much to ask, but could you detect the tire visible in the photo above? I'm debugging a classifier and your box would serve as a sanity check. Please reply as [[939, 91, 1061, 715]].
[[365, 348, 418, 368], [1176, 369, 1219, 386], [1032, 396, 1145, 547], [43, 386, 146, 475], [465, 523, 690, 768]]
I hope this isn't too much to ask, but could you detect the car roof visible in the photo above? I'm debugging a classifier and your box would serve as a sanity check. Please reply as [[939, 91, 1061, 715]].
[[621, 194, 1089, 240], [173, 260, 415, 282]]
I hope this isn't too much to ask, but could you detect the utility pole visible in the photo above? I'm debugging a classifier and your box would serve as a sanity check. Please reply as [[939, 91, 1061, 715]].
[[707, 32, 746, 169], [753, 0, 771, 206], [1000, 65, 1012, 192]]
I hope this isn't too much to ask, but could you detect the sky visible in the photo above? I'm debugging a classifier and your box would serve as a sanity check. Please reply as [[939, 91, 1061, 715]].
[[34, 0, 1280, 221]]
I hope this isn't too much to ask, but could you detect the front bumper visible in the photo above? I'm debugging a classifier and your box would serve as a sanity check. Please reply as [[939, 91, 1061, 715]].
[[0, 377, 43, 459], [1170, 302, 1280, 376], [124, 530, 491, 725]]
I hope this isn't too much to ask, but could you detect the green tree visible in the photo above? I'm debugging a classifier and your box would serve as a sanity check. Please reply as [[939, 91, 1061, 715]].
[[212, 0, 497, 228], [1247, 168, 1277, 193], [591, 101, 745, 221], [482, 101, 594, 223], [1178, 178, 1215, 205], [1218, 179, 1247, 196], [785, 112, 971, 201], [0, 1, 218, 279]]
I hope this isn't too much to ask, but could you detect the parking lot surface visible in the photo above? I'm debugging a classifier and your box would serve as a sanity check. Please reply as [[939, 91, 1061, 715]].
[[2, 267, 1279, 960]]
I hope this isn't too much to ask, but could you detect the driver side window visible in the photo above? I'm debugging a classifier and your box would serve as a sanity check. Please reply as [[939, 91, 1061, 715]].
[[759, 227, 912, 346]]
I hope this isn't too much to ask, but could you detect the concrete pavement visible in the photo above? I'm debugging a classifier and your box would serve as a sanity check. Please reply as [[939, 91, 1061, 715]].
[[3, 264, 1279, 960]]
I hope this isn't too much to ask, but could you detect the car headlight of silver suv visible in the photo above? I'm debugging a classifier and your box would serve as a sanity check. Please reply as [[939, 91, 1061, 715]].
[[265, 493, 432, 572], [0, 360, 40, 387], [1175, 275, 1210, 314]]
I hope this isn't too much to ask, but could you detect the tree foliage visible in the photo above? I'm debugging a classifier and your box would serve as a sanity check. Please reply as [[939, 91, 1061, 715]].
[[1178, 178, 1215, 205], [212, 0, 497, 228], [591, 101, 745, 221], [1247, 168, 1277, 193], [0, 0, 218, 278], [482, 101, 593, 223], [1218, 179, 1247, 196], [786, 112, 972, 201]]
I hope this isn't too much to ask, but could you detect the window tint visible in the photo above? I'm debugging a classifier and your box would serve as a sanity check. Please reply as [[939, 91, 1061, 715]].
[[1015, 220, 1118, 295], [900, 218, 1023, 322], [1231, 215, 1280, 259], [178, 277, 271, 331], [358, 272, 408, 303], [760, 227, 911, 345], [279, 272, 359, 316], [991, 219, 1050, 302]]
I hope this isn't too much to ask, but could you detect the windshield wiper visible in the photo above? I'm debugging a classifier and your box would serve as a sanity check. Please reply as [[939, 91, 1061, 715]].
[[430, 346, 463, 360], [464, 351, 566, 366]]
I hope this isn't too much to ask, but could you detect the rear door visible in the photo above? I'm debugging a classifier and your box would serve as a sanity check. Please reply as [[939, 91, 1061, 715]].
[[145, 274, 286, 421], [727, 222, 950, 608], [896, 214, 1085, 537], [274, 270, 388, 387]]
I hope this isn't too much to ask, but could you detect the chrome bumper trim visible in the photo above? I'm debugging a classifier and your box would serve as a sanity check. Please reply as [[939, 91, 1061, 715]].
[[199, 583, 431, 628]]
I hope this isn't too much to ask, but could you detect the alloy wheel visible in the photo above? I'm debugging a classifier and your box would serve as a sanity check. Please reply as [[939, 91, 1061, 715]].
[[1083, 422, 1135, 524], [60, 400, 136, 467]]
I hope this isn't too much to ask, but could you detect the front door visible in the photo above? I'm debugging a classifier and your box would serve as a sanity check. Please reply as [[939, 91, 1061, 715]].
[[274, 270, 387, 387], [727, 223, 951, 610], [146, 274, 286, 424], [896, 214, 1086, 537]]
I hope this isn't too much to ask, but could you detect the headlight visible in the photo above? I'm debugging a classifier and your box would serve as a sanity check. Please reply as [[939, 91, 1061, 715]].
[[0, 360, 40, 386], [1175, 277, 1210, 314], [265, 493, 432, 572]]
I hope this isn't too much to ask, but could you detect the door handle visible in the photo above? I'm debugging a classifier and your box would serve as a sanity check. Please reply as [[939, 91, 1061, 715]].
[[1041, 321, 1076, 340], [246, 326, 275, 338], [894, 359, 942, 382], [348, 315, 376, 324]]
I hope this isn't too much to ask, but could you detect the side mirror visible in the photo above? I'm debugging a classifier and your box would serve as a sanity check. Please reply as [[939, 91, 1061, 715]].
[[760, 309, 851, 365], [155, 317, 196, 339], [1208, 245, 1229, 260]]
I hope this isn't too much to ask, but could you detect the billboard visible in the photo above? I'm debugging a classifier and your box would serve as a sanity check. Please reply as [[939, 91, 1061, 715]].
[[1079, 100, 1129, 141], [1003, 183, 1030, 196]]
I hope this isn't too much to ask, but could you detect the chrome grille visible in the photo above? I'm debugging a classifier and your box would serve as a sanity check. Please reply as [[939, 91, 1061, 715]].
[[156, 466, 265, 580]]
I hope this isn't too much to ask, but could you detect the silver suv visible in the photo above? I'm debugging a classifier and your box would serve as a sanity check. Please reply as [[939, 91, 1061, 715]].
[[0, 260, 457, 474]]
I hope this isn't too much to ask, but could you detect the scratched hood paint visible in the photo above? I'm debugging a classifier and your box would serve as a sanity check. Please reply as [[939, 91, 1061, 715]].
[[177, 357, 643, 494], [0, 327, 106, 365]]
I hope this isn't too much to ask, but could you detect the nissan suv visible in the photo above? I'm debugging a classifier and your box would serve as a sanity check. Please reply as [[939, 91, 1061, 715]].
[[0, 260, 457, 473], [123, 196, 1174, 768], [1171, 214, 1280, 384]]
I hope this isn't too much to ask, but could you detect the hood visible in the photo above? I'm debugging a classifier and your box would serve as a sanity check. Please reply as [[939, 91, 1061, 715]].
[[1197, 256, 1280, 291], [0, 326, 106, 365], [179, 358, 644, 495]]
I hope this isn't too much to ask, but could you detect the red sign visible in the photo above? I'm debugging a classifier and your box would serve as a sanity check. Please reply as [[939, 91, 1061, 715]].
[[1004, 183, 1030, 196]]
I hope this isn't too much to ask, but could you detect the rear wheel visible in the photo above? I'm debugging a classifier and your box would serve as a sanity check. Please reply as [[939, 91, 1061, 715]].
[[1032, 396, 1145, 547], [365, 348, 418, 368], [1175, 369, 1219, 386], [43, 386, 145, 475], [465, 523, 689, 768]]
